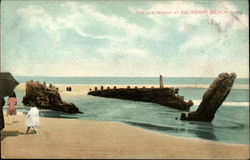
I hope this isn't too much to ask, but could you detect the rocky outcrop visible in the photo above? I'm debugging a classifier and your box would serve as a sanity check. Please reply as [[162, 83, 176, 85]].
[[180, 73, 236, 122], [88, 87, 193, 111], [22, 81, 83, 114]]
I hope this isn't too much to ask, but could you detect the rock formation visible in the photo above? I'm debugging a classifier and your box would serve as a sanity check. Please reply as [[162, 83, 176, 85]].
[[22, 81, 83, 114], [180, 72, 236, 122], [88, 87, 193, 111]]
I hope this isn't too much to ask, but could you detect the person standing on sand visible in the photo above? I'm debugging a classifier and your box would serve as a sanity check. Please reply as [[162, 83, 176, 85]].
[[0, 97, 5, 131], [25, 105, 40, 134], [6, 92, 18, 124]]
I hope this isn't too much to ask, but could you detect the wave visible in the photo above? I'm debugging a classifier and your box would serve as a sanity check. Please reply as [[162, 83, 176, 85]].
[[172, 84, 249, 89], [124, 121, 186, 132], [192, 100, 249, 107], [125, 119, 245, 128]]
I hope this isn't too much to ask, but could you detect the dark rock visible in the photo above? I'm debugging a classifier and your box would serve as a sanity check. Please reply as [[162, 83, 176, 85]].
[[180, 72, 236, 122], [88, 87, 193, 111], [22, 81, 83, 114]]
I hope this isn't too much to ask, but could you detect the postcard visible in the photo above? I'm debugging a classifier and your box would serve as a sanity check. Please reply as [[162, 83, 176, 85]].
[[0, 0, 249, 159]]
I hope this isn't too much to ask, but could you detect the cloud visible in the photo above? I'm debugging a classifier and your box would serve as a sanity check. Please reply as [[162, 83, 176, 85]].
[[17, 2, 156, 40], [180, 34, 216, 52], [58, 2, 167, 67], [144, 1, 249, 54], [17, 2, 160, 53], [97, 48, 149, 58], [18, 6, 60, 31], [4, 1, 248, 77], [14, 3, 161, 76], [146, 0, 248, 33]]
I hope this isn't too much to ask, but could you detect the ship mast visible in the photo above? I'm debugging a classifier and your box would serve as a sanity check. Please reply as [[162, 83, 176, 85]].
[[159, 75, 164, 88]]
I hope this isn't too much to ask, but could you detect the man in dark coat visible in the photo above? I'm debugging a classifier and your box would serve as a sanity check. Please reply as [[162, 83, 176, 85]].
[[0, 97, 5, 130]]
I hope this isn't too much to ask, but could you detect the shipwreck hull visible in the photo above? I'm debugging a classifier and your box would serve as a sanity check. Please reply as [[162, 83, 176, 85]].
[[88, 88, 193, 111]]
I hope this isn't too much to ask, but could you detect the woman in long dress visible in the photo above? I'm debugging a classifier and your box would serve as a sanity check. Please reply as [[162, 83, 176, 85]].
[[7, 92, 18, 124], [25, 105, 40, 134], [0, 97, 5, 131]]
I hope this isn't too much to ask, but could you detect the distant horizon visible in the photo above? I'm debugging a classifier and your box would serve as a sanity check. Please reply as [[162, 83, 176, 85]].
[[13, 75, 249, 87], [14, 74, 249, 79]]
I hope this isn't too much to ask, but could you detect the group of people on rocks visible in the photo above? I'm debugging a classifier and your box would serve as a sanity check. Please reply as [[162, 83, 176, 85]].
[[0, 92, 40, 135]]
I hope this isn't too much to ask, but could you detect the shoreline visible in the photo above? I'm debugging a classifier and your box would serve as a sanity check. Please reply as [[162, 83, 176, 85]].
[[2, 111, 249, 145], [3, 111, 249, 145], [1, 114, 249, 159]]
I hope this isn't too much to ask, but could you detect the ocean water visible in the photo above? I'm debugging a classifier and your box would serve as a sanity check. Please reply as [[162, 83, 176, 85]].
[[15, 76, 249, 85], [4, 76, 249, 144]]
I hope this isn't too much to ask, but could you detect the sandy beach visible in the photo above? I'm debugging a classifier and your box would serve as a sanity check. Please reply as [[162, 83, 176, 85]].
[[1, 114, 249, 159]]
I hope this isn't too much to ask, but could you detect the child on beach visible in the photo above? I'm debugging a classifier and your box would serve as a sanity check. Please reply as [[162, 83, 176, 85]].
[[6, 92, 18, 124], [25, 105, 40, 134]]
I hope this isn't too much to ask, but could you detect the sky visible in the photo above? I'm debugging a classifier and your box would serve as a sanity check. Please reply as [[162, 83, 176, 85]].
[[1, 0, 249, 77]]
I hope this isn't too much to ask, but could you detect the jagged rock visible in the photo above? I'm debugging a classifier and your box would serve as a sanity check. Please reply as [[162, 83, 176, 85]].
[[180, 72, 236, 122], [22, 81, 83, 114]]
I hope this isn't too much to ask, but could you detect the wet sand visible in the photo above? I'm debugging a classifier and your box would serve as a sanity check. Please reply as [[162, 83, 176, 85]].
[[1, 114, 249, 159]]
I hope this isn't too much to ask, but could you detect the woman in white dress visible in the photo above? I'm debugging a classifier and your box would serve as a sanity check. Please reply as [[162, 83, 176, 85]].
[[25, 105, 40, 134]]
